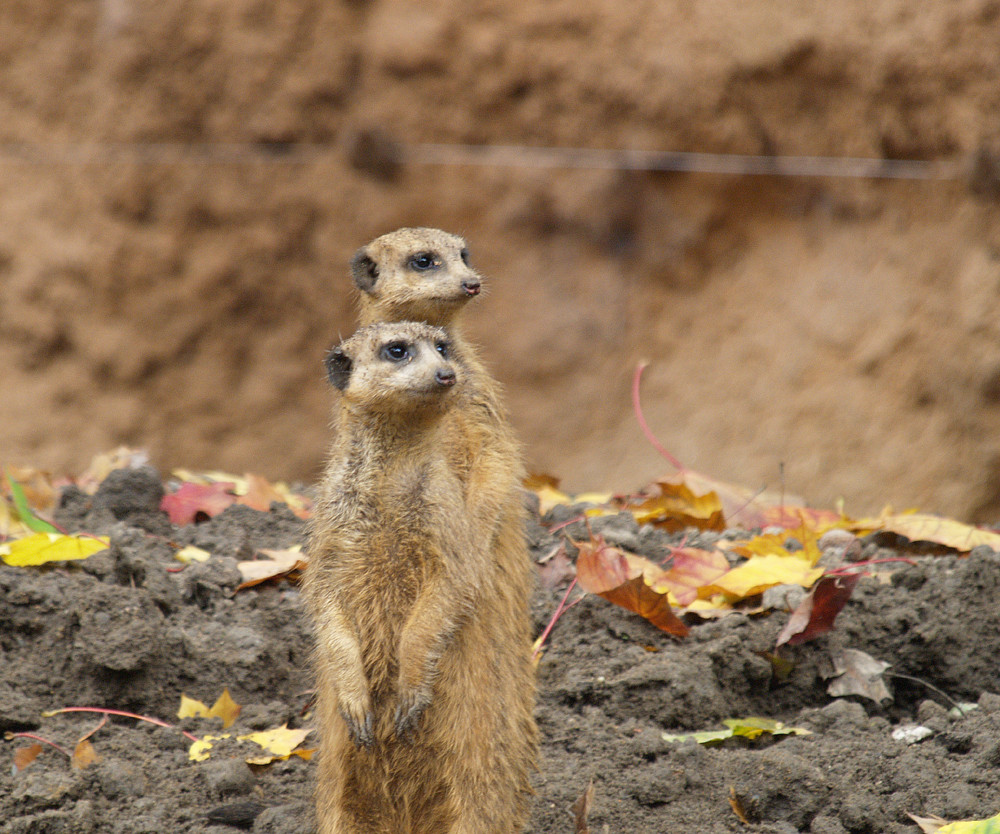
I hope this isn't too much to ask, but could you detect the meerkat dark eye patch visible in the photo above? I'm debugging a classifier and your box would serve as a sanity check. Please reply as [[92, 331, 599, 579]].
[[435, 341, 450, 359], [381, 341, 411, 363], [325, 347, 353, 390], [408, 252, 438, 271], [460, 248, 470, 266], [350, 250, 379, 292]]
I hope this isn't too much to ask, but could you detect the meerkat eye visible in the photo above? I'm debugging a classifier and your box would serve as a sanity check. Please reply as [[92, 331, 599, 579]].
[[459, 248, 470, 266], [409, 252, 437, 271], [435, 341, 449, 358], [381, 342, 410, 363]]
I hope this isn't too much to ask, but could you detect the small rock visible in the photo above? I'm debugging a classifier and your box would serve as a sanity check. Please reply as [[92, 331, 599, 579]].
[[204, 759, 256, 798]]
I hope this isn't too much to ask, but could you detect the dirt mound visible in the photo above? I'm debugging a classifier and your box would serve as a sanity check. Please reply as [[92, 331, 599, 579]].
[[3, 0, 1000, 521], [3, 471, 999, 832]]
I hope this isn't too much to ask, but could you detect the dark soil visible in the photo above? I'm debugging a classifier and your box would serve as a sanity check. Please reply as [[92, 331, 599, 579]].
[[3, 468, 1000, 834]]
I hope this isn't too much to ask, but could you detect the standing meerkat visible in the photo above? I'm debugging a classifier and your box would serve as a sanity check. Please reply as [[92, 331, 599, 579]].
[[305, 322, 536, 834]]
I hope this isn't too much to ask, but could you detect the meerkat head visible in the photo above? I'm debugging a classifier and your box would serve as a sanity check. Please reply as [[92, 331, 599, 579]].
[[325, 322, 459, 416], [351, 228, 483, 327]]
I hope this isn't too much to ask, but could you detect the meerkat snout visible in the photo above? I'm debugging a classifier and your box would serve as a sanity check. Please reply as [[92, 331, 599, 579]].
[[435, 368, 456, 387]]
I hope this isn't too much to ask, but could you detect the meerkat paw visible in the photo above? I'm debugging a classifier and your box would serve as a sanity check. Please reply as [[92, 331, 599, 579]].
[[393, 686, 432, 740], [338, 694, 375, 749]]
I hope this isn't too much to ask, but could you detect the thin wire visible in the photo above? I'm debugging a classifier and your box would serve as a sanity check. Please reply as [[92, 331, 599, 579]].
[[0, 140, 966, 180]]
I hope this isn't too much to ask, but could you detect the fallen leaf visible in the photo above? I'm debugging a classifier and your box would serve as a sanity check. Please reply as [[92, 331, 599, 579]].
[[160, 481, 237, 525], [571, 780, 595, 834], [705, 554, 824, 601], [13, 743, 43, 772], [175, 545, 212, 564], [575, 537, 689, 637], [76, 447, 150, 493], [907, 810, 1000, 834], [189, 734, 228, 762], [630, 480, 725, 532], [852, 512, 1000, 553], [662, 717, 811, 745], [5, 472, 59, 534], [537, 548, 576, 589], [651, 547, 731, 606], [237, 547, 308, 589], [732, 526, 823, 566], [178, 689, 241, 729], [729, 786, 751, 825], [239, 725, 313, 764], [775, 572, 861, 647], [823, 648, 892, 703], [71, 738, 101, 769], [0, 532, 109, 566], [524, 473, 573, 516]]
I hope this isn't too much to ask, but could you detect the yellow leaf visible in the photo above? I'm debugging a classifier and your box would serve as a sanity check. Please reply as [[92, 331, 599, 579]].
[[732, 526, 823, 566], [189, 734, 230, 762], [631, 481, 725, 531], [178, 689, 241, 729], [72, 738, 101, 769], [0, 533, 109, 566], [177, 694, 210, 721], [704, 554, 824, 600], [523, 473, 573, 516], [908, 810, 1000, 834], [853, 513, 1000, 553], [238, 725, 313, 764], [210, 689, 241, 729], [175, 545, 212, 564]]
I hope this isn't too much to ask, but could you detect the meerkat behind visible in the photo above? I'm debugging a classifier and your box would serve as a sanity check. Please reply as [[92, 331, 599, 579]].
[[305, 322, 536, 834]]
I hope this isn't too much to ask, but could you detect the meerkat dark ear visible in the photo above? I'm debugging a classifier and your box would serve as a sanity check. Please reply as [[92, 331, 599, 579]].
[[350, 249, 379, 292], [324, 347, 353, 390]]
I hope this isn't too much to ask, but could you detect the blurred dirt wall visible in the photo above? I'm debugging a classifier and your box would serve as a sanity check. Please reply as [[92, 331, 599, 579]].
[[3, 0, 1000, 520]]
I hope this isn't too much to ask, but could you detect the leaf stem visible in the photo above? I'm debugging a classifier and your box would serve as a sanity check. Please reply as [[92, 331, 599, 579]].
[[5, 731, 71, 758], [631, 362, 684, 471], [43, 707, 199, 743]]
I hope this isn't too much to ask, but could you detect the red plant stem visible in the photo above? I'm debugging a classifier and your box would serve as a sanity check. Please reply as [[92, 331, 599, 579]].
[[632, 362, 684, 471], [547, 514, 587, 533], [46, 707, 199, 743], [7, 732, 71, 758], [533, 577, 579, 661], [825, 556, 917, 575]]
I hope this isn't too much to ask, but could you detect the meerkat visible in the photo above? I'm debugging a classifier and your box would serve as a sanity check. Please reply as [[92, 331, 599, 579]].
[[304, 322, 536, 834]]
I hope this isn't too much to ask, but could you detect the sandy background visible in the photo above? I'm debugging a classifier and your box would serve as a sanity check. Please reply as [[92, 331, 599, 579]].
[[3, 0, 1000, 519]]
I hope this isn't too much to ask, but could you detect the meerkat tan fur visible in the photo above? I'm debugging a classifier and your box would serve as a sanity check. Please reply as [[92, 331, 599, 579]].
[[304, 322, 536, 834]]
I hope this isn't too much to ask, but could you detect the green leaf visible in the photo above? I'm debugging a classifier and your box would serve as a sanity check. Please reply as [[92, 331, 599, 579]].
[[0, 532, 109, 566], [662, 716, 811, 746], [6, 473, 59, 534]]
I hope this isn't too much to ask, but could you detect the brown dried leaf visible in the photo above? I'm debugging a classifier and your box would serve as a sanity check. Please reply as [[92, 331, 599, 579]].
[[775, 573, 860, 647], [824, 648, 892, 703], [571, 780, 595, 834], [237, 547, 308, 590], [72, 738, 101, 769], [13, 743, 43, 772]]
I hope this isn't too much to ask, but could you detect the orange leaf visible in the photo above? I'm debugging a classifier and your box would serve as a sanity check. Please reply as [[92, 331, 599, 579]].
[[13, 743, 43, 772], [160, 482, 237, 525], [630, 480, 725, 532], [576, 538, 689, 637]]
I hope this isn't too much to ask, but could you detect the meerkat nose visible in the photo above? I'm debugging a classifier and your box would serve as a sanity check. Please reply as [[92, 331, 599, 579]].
[[461, 279, 481, 296], [435, 368, 456, 387]]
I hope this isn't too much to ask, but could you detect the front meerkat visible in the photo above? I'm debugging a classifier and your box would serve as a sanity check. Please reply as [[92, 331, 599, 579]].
[[305, 322, 536, 834]]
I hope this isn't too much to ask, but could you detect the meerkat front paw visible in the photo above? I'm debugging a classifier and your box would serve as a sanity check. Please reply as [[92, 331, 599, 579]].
[[338, 693, 375, 749], [393, 686, 432, 740]]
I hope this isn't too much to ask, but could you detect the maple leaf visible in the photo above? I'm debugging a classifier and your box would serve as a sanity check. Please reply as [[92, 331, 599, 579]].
[[823, 648, 892, 703], [662, 717, 810, 745], [651, 547, 731, 606], [575, 537, 689, 637], [704, 554, 824, 601], [852, 512, 1000, 553], [907, 810, 1000, 834], [178, 689, 242, 729], [776, 573, 861, 647], [1, 532, 109, 566], [160, 482, 237, 525], [629, 480, 724, 532]]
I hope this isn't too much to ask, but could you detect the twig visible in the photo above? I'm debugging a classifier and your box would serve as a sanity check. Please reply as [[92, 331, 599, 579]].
[[5, 731, 72, 758], [533, 578, 581, 661], [43, 707, 199, 742], [826, 557, 917, 576], [887, 673, 972, 716], [631, 363, 684, 470]]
